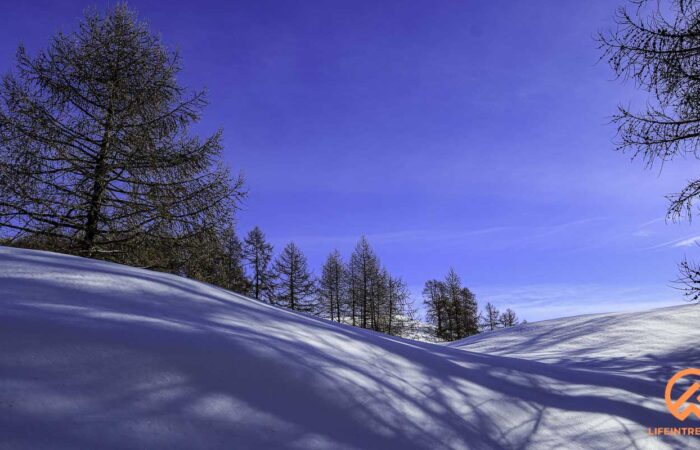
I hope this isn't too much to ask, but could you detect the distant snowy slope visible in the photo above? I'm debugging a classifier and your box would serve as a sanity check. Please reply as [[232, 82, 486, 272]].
[[0, 247, 694, 449], [450, 305, 700, 382]]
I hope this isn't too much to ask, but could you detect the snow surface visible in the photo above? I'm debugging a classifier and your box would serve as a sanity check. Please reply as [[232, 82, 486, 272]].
[[450, 305, 700, 383], [0, 246, 697, 449]]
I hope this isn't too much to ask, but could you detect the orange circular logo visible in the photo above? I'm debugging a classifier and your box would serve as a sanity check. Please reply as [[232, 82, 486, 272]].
[[665, 368, 700, 421]]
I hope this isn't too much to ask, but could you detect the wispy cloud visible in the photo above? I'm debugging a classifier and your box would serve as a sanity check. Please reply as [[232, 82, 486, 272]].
[[472, 283, 683, 322], [642, 233, 700, 250], [672, 236, 700, 248], [275, 217, 608, 251]]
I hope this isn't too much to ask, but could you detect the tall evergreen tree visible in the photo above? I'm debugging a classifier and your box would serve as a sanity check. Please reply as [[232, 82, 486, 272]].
[[318, 250, 346, 322], [242, 226, 273, 301], [0, 4, 243, 260], [271, 242, 316, 312]]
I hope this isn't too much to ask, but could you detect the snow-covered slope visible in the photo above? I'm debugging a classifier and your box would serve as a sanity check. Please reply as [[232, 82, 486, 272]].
[[450, 305, 700, 383], [0, 247, 695, 449]]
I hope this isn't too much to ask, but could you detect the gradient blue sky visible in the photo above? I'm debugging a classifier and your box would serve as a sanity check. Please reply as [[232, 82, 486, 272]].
[[2, 0, 698, 321]]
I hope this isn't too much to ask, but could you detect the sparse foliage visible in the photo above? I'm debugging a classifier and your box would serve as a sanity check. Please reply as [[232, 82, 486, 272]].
[[271, 242, 316, 312], [601, 0, 700, 301], [318, 250, 347, 322], [483, 302, 500, 331], [242, 226, 273, 301], [0, 4, 244, 263], [423, 268, 479, 341], [499, 308, 518, 327]]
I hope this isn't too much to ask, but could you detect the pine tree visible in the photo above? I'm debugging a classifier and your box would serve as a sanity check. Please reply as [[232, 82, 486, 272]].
[[242, 226, 273, 301], [318, 250, 346, 322], [271, 242, 316, 312], [0, 4, 243, 260]]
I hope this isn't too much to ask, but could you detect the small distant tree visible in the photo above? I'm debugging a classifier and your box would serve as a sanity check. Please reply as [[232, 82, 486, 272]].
[[271, 242, 316, 312], [424, 269, 478, 341], [318, 250, 346, 322], [383, 272, 414, 336], [423, 279, 447, 339], [0, 4, 243, 260], [242, 226, 273, 301], [458, 287, 479, 337], [483, 302, 500, 331], [499, 308, 519, 327]]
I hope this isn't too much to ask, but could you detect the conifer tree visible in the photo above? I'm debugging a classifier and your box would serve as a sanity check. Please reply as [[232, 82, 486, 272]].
[[349, 236, 380, 329], [483, 302, 500, 331], [600, 0, 700, 300], [499, 308, 519, 327], [222, 227, 250, 294], [0, 4, 243, 260], [318, 250, 346, 322], [242, 226, 273, 301], [271, 242, 316, 312]]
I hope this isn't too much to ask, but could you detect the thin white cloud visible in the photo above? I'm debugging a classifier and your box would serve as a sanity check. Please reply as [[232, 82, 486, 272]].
[[643, 233, 700, 250], [672, 235, 700, 248], [472, 283, 683, 322]]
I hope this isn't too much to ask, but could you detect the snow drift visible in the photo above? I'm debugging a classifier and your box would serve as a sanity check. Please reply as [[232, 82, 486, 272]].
[[0, 247, 696, 449]]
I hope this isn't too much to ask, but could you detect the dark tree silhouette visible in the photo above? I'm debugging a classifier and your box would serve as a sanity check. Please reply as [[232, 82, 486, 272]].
[[318, 250, 346, 322], [0, 4, 243, 259], [271, 242, 316, 312], [499, 308, 519, 327], [601, 0, 700, 300], [242, 226, 273, 301], [423, 269, 478, 341], [483, 302, 500, 331]]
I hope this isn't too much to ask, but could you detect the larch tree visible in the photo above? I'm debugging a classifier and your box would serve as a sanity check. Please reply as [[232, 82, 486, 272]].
[[222, 227, 250, 294], [318, 250, 346, 322], [271, 242, 316, 312], [383, 272, 413, 336], [600, 0, 700, 300], [423, 269, 478, 341], [242, 226, 273, 301], [423, 279, 447, 339], [483, 302, 500, 331], [499, 308, 519, 327], [0, 4, 243, 261], [349, 236, 380, 329]]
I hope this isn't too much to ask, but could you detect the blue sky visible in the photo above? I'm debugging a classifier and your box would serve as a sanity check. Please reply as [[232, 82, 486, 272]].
[[1, 0, 698, 321]]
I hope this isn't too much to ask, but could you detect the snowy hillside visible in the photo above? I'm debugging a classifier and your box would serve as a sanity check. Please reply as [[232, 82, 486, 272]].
[[450, 305, 700, 382], [0, 247, 695, 449]]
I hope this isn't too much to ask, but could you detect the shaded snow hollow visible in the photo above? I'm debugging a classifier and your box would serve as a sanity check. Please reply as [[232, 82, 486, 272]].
[[0, 246, 697, 449]]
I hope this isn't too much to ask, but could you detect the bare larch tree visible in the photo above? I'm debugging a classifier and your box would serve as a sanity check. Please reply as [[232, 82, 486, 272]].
[[0, 4, 243, 259], [600, 0, 700, 299]]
